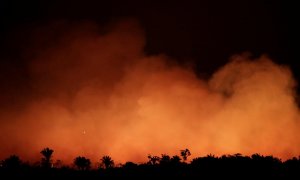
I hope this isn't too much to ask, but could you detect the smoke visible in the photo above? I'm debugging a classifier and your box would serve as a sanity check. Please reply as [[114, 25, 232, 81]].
[[0, 20, 299, 164]]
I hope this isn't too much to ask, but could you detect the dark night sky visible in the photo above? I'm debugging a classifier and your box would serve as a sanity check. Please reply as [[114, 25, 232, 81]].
[[0, 0, 299, 95]]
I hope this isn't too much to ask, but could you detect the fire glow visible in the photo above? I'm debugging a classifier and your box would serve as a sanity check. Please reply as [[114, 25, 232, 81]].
[[0, 20, 299, 164]]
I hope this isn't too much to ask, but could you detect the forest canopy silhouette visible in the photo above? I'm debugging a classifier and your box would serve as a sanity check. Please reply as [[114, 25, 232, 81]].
[[1, 147, 300, 178], [0, 19, 299, 164]]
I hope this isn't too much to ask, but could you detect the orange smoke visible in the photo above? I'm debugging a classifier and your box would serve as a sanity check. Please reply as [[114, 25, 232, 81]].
[[0, 20, 299, 164]]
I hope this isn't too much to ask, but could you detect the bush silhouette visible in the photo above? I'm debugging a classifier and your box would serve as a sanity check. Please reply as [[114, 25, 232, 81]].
[[1, 155, 22, 170], [160, 154, 171, 165], [74, 156, 91, 171], [147, 155, 160, 165]]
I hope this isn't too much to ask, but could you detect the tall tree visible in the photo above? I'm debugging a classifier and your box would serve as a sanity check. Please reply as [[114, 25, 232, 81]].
[[40, 147, 54, 168]]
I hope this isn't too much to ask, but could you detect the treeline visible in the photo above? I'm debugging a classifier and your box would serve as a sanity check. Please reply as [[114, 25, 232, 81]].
[[1, 147, 300, 179]]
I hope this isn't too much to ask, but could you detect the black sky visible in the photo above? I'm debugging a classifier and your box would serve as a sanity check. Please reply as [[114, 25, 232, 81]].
[[0, 0, 298, 97]]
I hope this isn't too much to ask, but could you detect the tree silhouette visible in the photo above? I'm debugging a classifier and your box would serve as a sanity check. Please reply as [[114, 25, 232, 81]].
[[123, 161, 138, 169], [180, 149, 191, 162], [100, 156, 114, 169], [147, 155, 160, 165], [160, 154, 171, 165], [40, 147, 54, 168], [53, 160, 63, 168], [1, 155, 22, 170], [74, 156, 91, 170], [3, 150, 300, 178], [170, 155, 181, 164]]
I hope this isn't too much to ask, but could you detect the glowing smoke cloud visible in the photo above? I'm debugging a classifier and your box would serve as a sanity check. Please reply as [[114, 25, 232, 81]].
[[0, 20, 299, 164]]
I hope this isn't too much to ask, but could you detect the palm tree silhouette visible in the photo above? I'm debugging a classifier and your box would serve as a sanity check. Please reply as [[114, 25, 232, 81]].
[[180, 149, 191, 162], [100, 156, 114, 169], [74, 156, 91, 170], [40, 147, 54, 168]]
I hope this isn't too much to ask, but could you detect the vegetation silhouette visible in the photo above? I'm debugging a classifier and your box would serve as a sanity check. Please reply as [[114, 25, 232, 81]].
[[1, 155, 22, 170], [159, 154, 171, 166], [180, 148, 191, 162], [40, 147, 54, 168], [74, 156, 91, 171], [100, 156, 114, 169], [1, 148, 300, 179], [147, 155, 160, 165], [170, 155, 181, 164]]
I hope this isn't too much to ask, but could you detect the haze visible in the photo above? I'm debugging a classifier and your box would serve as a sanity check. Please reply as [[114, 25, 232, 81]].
[[0, 20, 299, 164]]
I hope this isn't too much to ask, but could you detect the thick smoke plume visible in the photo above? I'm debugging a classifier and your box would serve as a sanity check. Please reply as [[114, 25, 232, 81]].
[[0, 20, 299, 164]]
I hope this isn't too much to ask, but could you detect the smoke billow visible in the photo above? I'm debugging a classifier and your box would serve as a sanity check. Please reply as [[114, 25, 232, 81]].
[[0, 20, 299, 164]]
